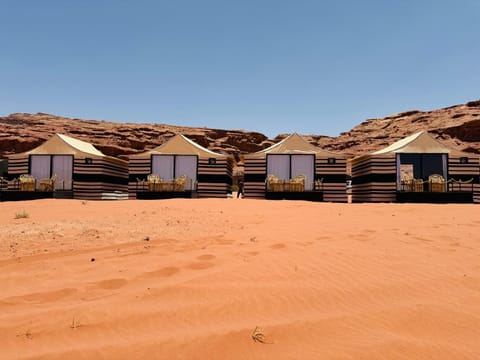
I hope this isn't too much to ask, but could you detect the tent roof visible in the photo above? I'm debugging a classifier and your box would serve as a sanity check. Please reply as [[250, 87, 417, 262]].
[[131, 134, 225, 158], [13, 133, 106, 157], [252, 133, 341, 157], [372, 131, 467, 156]]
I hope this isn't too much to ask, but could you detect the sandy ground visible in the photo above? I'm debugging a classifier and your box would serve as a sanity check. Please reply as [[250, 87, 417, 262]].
[[1, 198, 480, 359]]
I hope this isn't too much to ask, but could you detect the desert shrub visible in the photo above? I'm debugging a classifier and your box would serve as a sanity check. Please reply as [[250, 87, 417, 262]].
[[15, 210, 29, 219]]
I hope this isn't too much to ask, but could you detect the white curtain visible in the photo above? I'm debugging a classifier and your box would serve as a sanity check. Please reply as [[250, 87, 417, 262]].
[[175, 155, 197, 190], [152, 155, 174, 181], [52, 155, 73, 190], [442, 154, 448, 180], [30, 155, 51, 189], [267, 155, 290, 180], [291, 155, 315, 190]]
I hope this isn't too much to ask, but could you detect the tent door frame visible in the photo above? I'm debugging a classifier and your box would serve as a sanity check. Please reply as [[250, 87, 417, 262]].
[[29, 154, 74, 191]]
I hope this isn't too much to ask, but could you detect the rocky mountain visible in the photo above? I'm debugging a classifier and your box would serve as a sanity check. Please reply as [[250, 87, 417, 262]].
[[303, 99, 480, 155], [1, 99, 480, 161], [0, 113, 271, 160]]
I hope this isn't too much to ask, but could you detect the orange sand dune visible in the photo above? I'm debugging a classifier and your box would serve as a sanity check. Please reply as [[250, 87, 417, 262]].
[[1, 199, 480, 359]]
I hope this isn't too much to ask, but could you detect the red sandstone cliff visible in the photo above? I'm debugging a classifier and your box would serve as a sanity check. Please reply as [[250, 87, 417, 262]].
[[304, 100, 480, 155], [1, 99, 479, 160], [0, 113, 271, 160]]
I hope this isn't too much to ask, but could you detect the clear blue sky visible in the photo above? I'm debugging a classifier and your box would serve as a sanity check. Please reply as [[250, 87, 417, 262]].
[[1, 1, 479, 138]]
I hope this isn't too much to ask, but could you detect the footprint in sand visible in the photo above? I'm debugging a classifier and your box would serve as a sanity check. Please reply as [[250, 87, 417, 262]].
[[144, 266, 180, 278], [187, 261, 215, 270], [353, 234, 370, 242], [2, 288, 77, 305], [95, 278, 128, 290], [270, 243, 286, 250], [182, 254, 217, 270]]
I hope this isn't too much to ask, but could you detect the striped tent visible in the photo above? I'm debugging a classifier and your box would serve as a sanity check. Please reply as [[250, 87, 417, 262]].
[[351, 131, 480, 203], [7, 134, 128, 200], [244, 133, 348, 202], [128, 134, 232, 198]]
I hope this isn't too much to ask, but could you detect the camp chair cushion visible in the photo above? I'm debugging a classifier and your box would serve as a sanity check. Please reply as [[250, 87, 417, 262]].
[[19, 174, 35, 191], [429, 174, 446, 192]]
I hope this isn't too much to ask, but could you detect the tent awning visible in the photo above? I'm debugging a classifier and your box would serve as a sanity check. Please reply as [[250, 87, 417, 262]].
[[130, 134, 225, 158], [251, 133, 343, 157], [372, 131, 467, 156]]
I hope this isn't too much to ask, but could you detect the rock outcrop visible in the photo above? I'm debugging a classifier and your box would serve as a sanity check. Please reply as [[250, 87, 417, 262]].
[[0, 113, 271, 160], [1, 99, 480, 161], [315, 101, 480, 155]]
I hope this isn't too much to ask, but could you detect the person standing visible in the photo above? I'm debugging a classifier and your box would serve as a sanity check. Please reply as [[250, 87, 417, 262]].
[[237, 180, 244, 198]]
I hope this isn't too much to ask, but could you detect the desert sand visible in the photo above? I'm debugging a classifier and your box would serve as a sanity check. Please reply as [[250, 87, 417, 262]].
[[1, 198, 480, 359]]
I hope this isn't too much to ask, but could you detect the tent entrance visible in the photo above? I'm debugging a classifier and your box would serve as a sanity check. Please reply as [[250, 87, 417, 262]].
[[396, 153, 447, 191], [151, 155, 198, 191], [30, 155, 73, 190], [266, 154, 315, 191]]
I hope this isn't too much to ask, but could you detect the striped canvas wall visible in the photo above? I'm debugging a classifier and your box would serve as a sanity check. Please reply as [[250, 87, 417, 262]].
[[6, 156, 29, 181], [243, 155, 348, 202], [351, 155, 397, 203], [316, 157, 348, 202], [128, 156, 232, 199], [72, 157, 129, 200], [7, 155, 129, 200], [448, 155, 480, 204], [196, 157, 232, 198], [243, 157, 266, 199]]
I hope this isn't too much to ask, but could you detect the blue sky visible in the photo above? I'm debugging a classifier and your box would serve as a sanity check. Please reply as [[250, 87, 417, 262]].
[[1, 1, 479, 138]]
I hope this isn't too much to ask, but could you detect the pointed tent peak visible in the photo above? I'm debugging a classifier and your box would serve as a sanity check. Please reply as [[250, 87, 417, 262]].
[[372, 130, 466, 155], [56, 134, 105, 156], [133, 134, 225, 158], [253, 133, 341, 156], [10, 133, 105, 157]]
